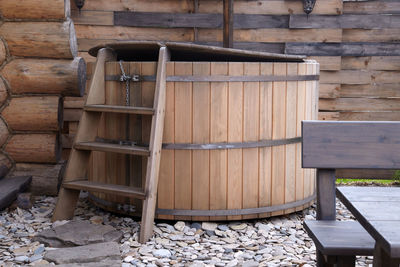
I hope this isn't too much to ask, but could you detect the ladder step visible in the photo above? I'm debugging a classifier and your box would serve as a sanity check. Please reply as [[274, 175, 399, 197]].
[[63, 180, 146, 199], [75, 141, 150, 156], [84, 105, 154, 115]]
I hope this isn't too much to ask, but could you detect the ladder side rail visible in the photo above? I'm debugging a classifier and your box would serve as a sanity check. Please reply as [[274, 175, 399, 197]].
[[52, 48, 117, 221], [140, 46, 170, 243]]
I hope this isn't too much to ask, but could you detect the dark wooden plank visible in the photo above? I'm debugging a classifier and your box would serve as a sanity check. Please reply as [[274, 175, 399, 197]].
[[336, 186, 400, 202], [114, 12, 288, 29], [336, 169, 396, 179], [337, 187, 400, 257], [286, 42, 400, 56], [302, 121, 400, 169], [290, 14, 400, 29], [304, 220, 375, 255], [0, 176, 32, 210], [223, 0, 233, 48]]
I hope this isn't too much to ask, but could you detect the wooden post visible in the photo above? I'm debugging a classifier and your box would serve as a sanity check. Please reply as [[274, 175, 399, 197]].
[[223, 0, 233, 48], [316, 169, 336, 220]]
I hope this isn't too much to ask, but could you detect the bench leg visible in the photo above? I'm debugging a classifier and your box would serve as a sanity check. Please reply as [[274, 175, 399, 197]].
[[373, 244, 400, 267], [337, 255, 356, 267], [317, 250, 334, 267]]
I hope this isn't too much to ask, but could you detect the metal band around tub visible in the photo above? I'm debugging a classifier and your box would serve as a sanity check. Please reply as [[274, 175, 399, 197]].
[[156, 193, 316, 216], [95, 137, 302, 150], [105, 74, 319, 82], [88, 193, 315, 216], [162, 137, 302, 150]]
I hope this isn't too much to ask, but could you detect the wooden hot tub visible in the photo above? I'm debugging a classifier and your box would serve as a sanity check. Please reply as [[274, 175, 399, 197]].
[[87, 41, 318, 221]]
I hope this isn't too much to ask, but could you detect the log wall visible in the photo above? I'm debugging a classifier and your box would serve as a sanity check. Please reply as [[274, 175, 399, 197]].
[[0, 0, 82, 194], [65, 0, 400, 179]]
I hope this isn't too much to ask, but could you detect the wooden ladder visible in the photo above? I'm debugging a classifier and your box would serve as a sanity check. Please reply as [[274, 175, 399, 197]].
[[52, 46, 170, 243]]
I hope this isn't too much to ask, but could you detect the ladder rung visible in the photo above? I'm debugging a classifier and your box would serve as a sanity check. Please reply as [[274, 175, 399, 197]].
[[75, 141, 150, 156], [84, 105, 154, 115], [63, 180, 146, 199]]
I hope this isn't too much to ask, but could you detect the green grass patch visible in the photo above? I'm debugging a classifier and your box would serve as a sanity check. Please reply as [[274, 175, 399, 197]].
[[337, 179, 394, 185]]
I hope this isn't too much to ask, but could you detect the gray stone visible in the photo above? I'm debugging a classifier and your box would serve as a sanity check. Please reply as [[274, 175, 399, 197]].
[[34, 220, 123, 247], [14, 256, 29, 263], [44, 242, 120, 264], [153, 249, 172, 258], [191, 223, 202, 230], [217, 225, 229, 231], [243, 260, 259, 267], [202, 222, 217, 231], [174, 221, 185, 232], [29, 254, 43, 263], [34, 246, 45, 255]]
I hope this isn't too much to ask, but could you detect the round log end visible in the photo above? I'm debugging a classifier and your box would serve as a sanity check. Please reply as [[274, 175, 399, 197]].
[[69, 20, 78, 58], [77, 57, 87, 97]]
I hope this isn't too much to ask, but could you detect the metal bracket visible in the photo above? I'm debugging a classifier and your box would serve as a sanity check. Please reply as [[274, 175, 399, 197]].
[[303, 0, 316, 14], [119, 74, 140, 82]]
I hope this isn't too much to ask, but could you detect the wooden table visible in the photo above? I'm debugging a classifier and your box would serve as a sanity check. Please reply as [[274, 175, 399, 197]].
[[336, 186, 400, 267]]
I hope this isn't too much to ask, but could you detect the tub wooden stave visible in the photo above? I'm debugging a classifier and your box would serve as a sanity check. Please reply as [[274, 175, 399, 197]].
[[88, 61, 318, 221]]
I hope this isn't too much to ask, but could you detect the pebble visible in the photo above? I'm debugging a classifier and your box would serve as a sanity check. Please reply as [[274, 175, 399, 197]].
[[0, 193, 375, 267], [202, 222, 218, 231], [152, 249, 172, 258]]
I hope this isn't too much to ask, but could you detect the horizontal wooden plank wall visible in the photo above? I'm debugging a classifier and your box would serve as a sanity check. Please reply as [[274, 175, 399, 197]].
[[68, 0, 400, 179]]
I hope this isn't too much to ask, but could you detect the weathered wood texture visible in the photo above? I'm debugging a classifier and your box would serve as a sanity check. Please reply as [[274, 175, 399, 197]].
[[0, 0, 70, 20], [2, 96, 63, 132], [2, 58, 86, 96], [302, 121, 400, 169], [12, 163, 65, 196], [5, 134, 61, 164], [68, 0, 400, 180], [0, 21, 77, 59], [86, 61, 318, 221]]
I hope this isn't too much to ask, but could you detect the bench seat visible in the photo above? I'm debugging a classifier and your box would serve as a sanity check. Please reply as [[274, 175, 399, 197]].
[[304, 220, 375, 256]]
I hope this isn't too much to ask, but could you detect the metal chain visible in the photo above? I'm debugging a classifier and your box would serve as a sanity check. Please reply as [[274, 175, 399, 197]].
[[119, 60, 130, 106]]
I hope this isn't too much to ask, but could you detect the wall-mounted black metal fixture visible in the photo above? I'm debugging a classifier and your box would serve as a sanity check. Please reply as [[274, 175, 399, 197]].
[[303, 0, 316, 14], [74, 0, 85, 10]]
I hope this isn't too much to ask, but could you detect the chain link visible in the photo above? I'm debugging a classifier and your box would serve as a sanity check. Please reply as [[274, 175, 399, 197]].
[[119, 60, 130, 106]]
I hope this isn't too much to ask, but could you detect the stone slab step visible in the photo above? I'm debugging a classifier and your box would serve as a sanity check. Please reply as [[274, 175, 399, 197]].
[[0, 176, 32, 210]]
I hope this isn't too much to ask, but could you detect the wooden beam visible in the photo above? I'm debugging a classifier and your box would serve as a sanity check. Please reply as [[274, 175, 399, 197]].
[[223, 0, 233, 48]]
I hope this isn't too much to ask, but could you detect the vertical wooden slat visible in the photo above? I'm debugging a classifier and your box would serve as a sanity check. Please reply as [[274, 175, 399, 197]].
[[259, 63, 273, 218], [192, 62, 210, 221], [223, 0, 233, 48], [128, 62, 143, 212], [210, 62, 228, 221], [296, 63, 306, 211], [271, 62, 286, 216], [141, 62, 157, 208], [157, 62, 175, 220], [242, 62, 260, 220], [310, 62, 319, 201], [174, 62, 193, 221], [227, 62, 243, 221], [285, 63, 298, 214], [104, 62, 125, 204], [304, 62, 313, 204]]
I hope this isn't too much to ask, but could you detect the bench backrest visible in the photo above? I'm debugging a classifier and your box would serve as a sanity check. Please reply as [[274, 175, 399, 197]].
[[302, 121, 400, 170], [302, 120, 400, 220]]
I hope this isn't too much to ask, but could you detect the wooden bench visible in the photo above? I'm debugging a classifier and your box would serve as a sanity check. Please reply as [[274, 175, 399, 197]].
[[302, 121, 400, 267]]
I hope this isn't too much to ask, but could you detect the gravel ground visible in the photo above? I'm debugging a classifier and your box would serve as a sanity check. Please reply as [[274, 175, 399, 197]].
[[0, 194, 373, 267]]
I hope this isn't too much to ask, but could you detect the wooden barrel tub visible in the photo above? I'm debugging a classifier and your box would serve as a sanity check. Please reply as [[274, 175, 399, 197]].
[[87, 42, 318, 221]]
